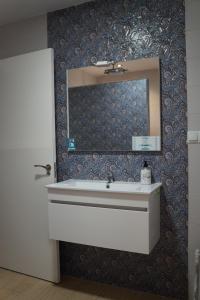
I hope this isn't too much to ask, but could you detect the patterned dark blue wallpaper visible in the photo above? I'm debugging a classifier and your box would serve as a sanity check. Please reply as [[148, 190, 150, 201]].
[[69, 79, 149, 151], [48, 0, 187, 299]]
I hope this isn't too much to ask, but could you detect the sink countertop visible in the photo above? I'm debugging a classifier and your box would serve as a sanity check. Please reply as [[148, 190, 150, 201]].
[[46, 179, 162, 195]]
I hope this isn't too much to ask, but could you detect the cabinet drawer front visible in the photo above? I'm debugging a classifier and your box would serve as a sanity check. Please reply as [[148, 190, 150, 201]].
[[48, 203, 150, 254]]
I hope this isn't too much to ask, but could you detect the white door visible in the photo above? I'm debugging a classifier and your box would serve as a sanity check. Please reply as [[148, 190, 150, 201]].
[[0, 49, 60, 282]]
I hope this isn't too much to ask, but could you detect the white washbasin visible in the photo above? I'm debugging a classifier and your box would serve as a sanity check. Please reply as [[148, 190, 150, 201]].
[[46, 179, 161, 195], [46, 179, 161, 255]]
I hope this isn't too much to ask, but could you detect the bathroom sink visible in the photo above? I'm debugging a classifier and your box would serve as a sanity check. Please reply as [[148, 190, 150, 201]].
[[46, 179, 161, 255], [46, 179, 161, 195]]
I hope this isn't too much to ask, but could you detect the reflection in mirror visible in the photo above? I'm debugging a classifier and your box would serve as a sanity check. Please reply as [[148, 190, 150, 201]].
[[67, 57, 161, 152]]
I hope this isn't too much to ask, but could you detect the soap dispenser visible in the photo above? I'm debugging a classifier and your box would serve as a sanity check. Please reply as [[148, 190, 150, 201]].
[[141, 161, 151, 185]]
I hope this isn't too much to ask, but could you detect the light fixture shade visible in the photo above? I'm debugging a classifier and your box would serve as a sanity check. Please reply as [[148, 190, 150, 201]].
[[104, 63, 127, 75]]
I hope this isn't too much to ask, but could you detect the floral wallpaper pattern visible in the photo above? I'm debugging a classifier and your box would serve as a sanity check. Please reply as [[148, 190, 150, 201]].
[[69, 79, 149, 151], [48, 0, 187, 299]]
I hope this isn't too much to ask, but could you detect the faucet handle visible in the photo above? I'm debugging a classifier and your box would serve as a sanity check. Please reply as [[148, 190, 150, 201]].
[[107, 171, 115, 182]]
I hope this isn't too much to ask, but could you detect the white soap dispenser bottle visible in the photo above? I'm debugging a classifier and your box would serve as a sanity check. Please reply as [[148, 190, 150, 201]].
[[141, 161, 151, 185]]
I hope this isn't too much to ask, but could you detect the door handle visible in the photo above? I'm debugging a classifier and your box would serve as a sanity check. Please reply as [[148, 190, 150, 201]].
[[34, 164, 51, 176]]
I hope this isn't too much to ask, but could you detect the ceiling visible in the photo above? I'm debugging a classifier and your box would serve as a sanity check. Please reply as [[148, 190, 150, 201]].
[[69, 57, 160, 87], [0, 0, 93, 26], [70, 57, 159, 78]]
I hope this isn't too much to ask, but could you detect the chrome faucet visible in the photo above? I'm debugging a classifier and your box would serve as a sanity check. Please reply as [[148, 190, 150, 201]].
[[107, 171, 115, 184]]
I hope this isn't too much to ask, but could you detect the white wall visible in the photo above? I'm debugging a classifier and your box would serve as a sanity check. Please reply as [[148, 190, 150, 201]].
[[0, 15, 47, 59], [186, 0, 200, 299]]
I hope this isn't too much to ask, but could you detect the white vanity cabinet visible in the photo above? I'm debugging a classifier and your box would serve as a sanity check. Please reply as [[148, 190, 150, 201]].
[[46, 180, 161, 255]]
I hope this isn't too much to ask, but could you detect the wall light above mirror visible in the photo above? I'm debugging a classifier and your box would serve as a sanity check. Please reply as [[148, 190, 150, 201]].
[[66, 57, 161, 152]]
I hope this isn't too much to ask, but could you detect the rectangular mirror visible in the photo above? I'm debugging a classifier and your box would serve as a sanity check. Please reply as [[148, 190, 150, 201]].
[[67, 57, 161, 152]]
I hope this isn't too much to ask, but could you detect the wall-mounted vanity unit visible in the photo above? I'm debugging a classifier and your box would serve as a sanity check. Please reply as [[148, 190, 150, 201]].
[[46, 180, 161, 254]]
